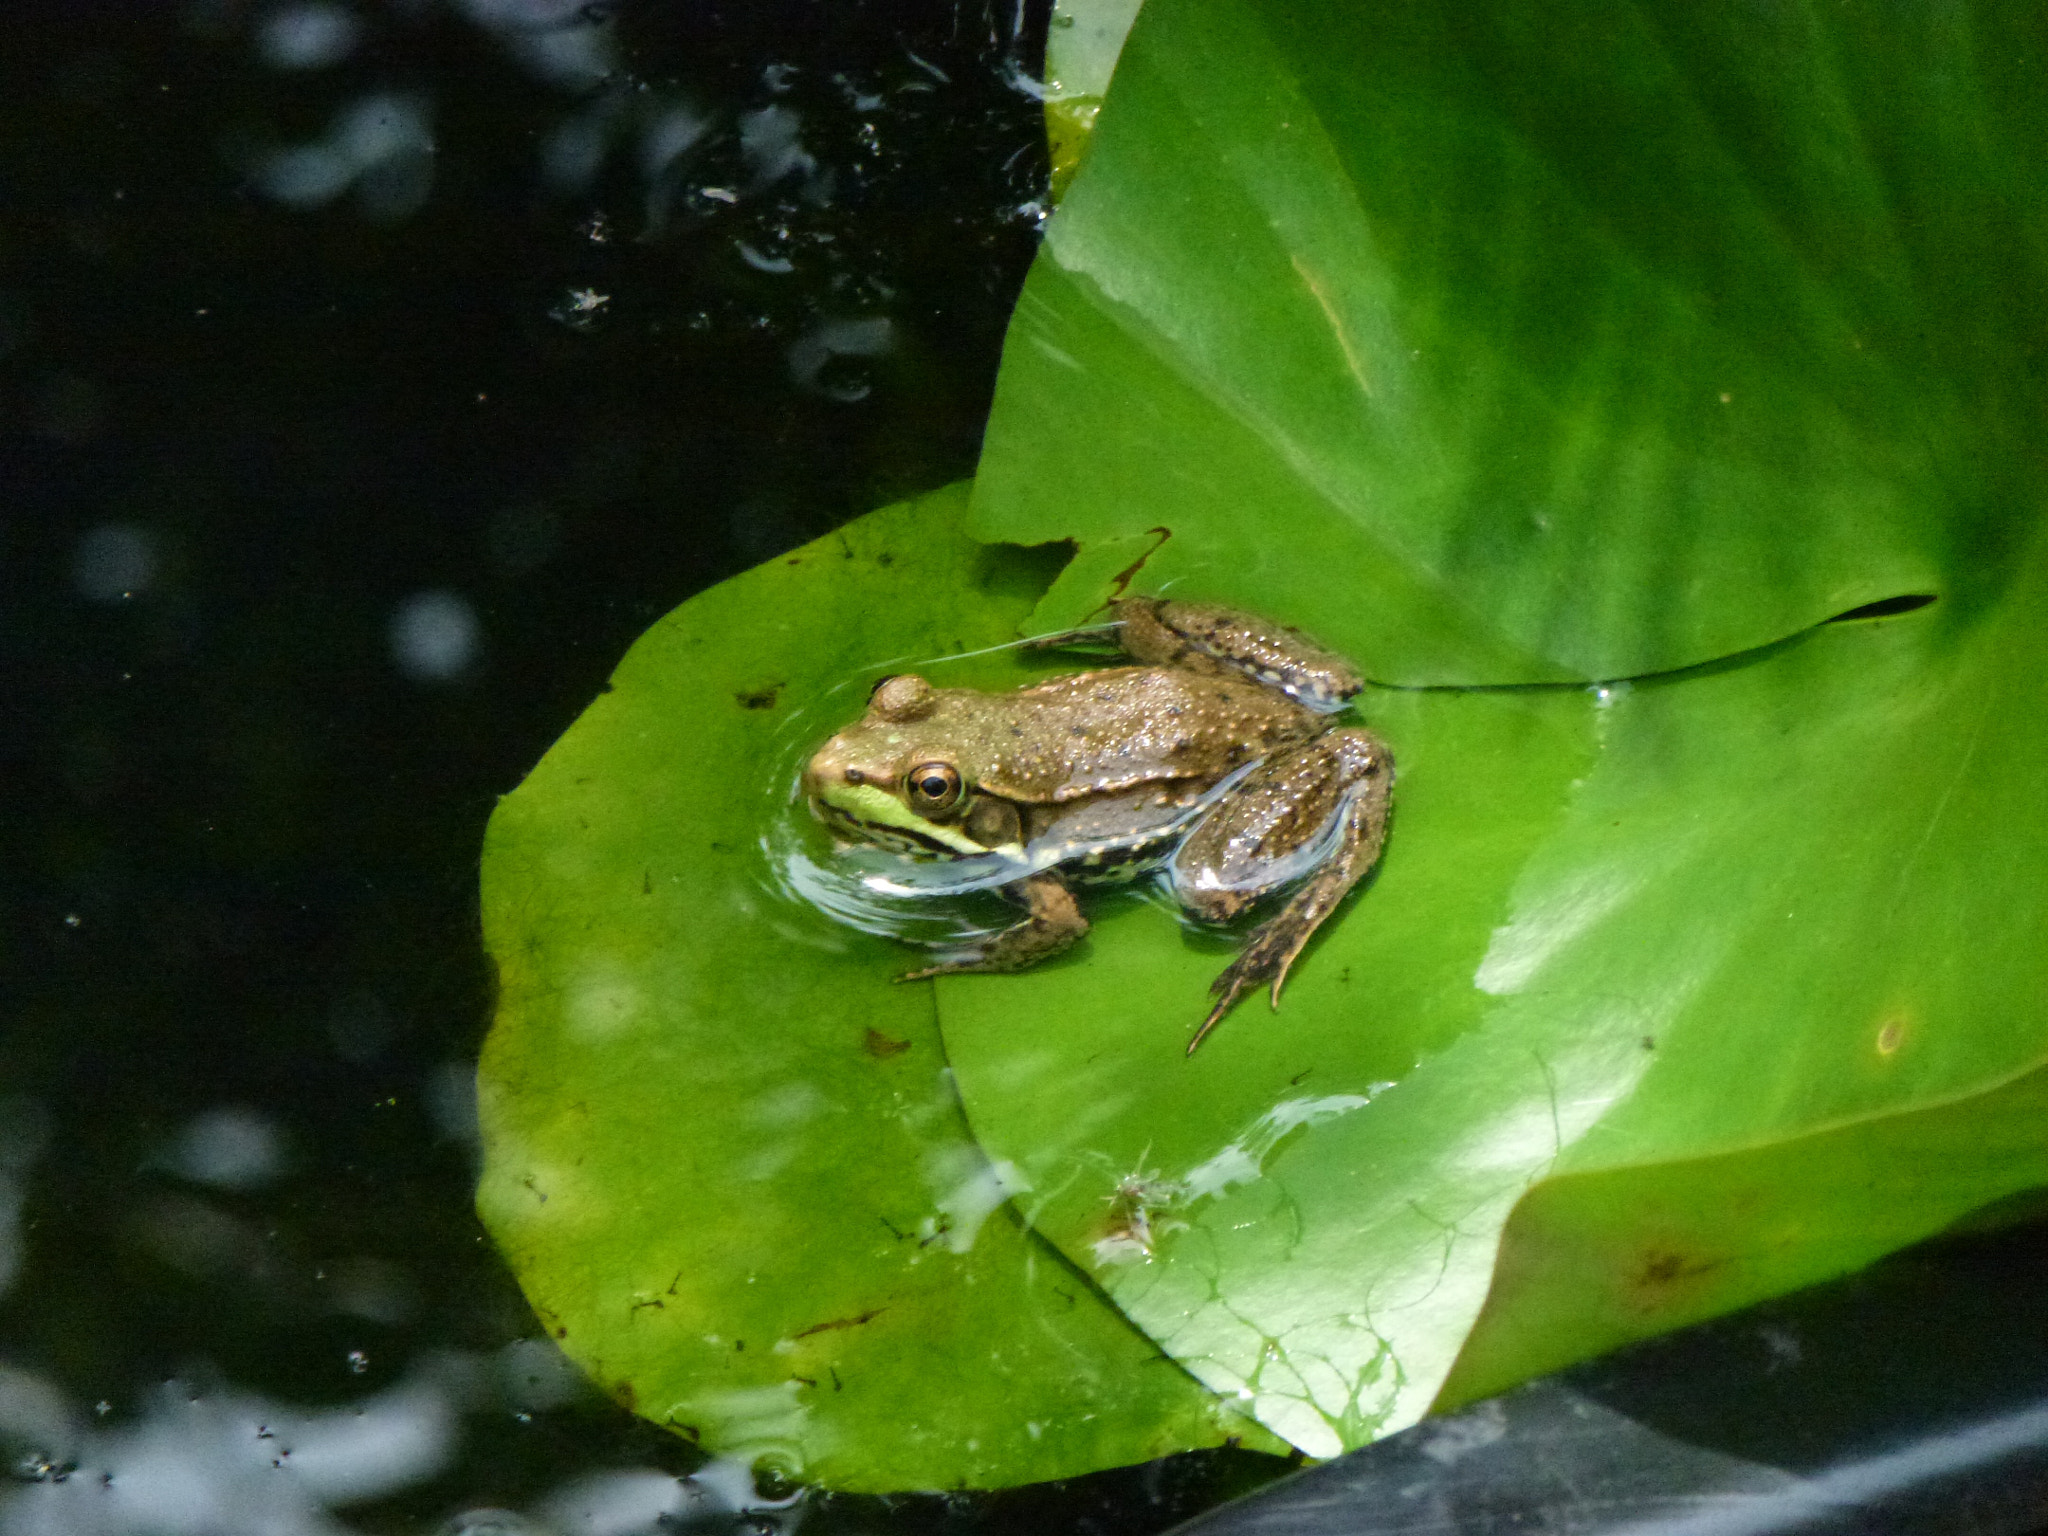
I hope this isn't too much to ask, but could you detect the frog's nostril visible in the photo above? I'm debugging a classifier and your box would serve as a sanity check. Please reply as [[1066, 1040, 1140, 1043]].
[[844, 767, 865, 785]]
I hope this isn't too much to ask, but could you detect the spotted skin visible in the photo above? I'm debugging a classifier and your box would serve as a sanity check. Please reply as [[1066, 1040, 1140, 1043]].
[[1176, 731, 1392, 1053], [1111, 598, 1363, 713], [804, 597, 1393, 1049]]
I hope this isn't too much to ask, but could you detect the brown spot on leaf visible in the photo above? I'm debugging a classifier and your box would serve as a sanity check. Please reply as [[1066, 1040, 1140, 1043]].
[[736, 684, 784, 710], [863, 1028, 911, 1058], [1107, 527, 1172, 598], [792, 1307, 887, 1339], [1635, 1249, 1724, 1292]]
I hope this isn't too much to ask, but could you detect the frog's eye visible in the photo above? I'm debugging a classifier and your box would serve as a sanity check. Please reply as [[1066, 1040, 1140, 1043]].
[[904, 761, 964, 815]]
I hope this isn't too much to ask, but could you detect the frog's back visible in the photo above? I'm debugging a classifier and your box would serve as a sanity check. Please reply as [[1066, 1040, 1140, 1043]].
[[964, 666, 1319, 802]]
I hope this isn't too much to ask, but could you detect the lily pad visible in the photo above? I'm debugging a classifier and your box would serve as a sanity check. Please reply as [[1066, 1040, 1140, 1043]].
[[475, 484, 1278, 1492], [932, 0, 2048, 1460], [975, 0, 2047, 683], [942, 585, 2048, 1454]]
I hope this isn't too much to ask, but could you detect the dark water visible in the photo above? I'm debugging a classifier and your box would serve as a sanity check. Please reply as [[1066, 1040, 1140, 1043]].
[[0, 3, 1275, 1531]]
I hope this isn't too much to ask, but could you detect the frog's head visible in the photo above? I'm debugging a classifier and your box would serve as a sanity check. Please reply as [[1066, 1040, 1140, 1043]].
[[802, 675, 991, 857]]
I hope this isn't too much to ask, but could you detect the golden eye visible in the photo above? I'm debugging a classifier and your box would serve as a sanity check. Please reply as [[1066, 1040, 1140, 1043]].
[[905, 761, 963, 814]]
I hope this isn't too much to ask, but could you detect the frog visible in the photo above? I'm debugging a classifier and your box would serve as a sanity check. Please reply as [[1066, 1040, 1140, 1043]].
[[801, 597, 1394, 1052]]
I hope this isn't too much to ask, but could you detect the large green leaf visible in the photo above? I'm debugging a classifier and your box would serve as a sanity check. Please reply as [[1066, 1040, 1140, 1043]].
[[476, 485, 1277, 1492], [942, 579, 2048, 1454], [976, 0, 2048, 683], [931, 0, 2048, 1460]]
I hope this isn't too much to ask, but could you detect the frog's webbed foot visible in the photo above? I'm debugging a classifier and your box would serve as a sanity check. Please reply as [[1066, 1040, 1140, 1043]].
[[1177, 731, 1393, 1053], [1113, 598, 1364, 713], [897, 871, 1088, 981], [1189, 899, 1327, 1053]]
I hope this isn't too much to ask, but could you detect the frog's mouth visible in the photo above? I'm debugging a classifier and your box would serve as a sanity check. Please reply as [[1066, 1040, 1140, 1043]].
[[853, 759, 1265, 899], [815, 782, 996, 858]]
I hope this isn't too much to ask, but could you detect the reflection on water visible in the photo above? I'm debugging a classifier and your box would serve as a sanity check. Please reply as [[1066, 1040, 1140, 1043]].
[[256, 5, 364, 73], [4, 1372, 456, 1534], [0, 1104, 47, 1304], [0, 1361, 799, 1536], [0, 1092, 816, 1534], [70, 527, 155, 606], [254, 93, 437, 221], [525, 1463, 801, 1536], [390, 593, 485, 685], [756, 660, 1014, 958], [766, 811, 1012, 957], [159, 1109, 288, 1194]]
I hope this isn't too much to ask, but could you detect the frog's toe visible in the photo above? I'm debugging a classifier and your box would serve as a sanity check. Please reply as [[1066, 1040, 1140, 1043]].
[[1187, 925, 1314, 1052], [1186, 989, 1243, 1054], [1264, 943, 1308, 1008], [1187, 958, 1261, 1052]]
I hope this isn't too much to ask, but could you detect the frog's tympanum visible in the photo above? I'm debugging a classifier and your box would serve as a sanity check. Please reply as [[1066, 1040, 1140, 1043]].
[[802, 598, 1393, 1052]]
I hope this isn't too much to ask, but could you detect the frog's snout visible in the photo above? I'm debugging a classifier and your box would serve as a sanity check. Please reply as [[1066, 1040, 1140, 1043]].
[[798, 751, 832, 804], [801, 745, 870, 803]]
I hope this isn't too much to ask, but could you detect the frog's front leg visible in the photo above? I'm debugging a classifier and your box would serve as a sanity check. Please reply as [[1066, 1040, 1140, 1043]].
[[898, 871, 1089, 981], [1113, 598, 1363, 713], [1172, 728, 1393, 1052]]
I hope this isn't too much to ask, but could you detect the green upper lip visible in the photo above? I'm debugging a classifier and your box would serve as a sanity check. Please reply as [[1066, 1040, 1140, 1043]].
[[818, 781, 988, 856]]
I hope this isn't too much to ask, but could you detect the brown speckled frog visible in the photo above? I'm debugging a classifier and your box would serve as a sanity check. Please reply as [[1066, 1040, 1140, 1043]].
[[801, 598, 1393, 1052]]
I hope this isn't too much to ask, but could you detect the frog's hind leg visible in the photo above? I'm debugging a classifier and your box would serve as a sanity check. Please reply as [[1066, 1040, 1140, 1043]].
[[898, 870, 1089, 980], [1173, 729, 1393, 1053], [1111, 598, 1364, 713], [1027, 599, 1362, 712]]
